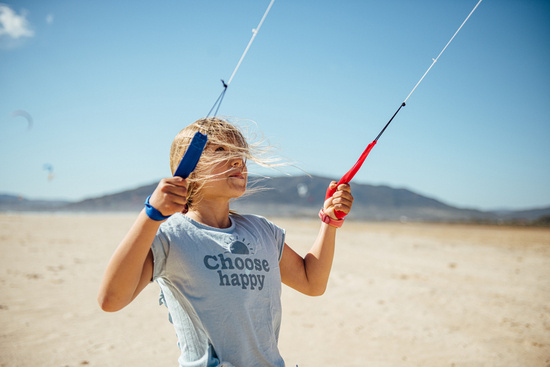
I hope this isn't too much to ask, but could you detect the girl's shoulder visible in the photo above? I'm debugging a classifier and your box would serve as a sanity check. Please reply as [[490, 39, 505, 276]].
[[231, 213, 271, 227], [157, 213, 201, 237], [231, 213, 285, 236]]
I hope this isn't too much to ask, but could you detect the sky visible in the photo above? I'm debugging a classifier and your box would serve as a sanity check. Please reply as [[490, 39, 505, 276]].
[[1, 0, 549, 211]]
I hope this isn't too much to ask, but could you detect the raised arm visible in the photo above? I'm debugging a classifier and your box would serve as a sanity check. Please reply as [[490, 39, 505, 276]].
[[97, 177, 188, 312], [279, 182, 353, 296]]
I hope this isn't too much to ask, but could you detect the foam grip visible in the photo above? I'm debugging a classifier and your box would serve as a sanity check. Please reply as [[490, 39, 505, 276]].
[[174, 132, 208, 178]]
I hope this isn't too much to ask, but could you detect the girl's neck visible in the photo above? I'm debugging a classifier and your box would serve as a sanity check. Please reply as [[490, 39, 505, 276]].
[[186, 200, 231, 229]]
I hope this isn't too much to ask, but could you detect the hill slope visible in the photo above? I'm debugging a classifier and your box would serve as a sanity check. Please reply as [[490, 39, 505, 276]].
[[3, 175, 548, 223]]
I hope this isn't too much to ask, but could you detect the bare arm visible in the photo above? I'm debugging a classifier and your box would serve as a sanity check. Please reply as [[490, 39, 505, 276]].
[[279, 182, 353, 296], [97, 177, 188, 312]]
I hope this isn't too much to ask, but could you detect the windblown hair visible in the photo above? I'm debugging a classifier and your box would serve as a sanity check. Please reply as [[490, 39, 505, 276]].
[[169, 117, 282, 211]]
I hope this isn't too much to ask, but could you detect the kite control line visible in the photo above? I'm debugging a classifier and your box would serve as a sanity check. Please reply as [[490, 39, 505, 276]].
[[174, 0, 276, 179], [207, 0, 275, 118], [326, 0, 483, 219]]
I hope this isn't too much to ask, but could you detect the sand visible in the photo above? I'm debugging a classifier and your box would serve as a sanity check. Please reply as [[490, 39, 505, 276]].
[[0, 213, 549, 367]]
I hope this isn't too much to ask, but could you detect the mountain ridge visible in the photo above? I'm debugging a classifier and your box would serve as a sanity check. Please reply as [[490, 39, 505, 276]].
[[2, 175, 549, 224]]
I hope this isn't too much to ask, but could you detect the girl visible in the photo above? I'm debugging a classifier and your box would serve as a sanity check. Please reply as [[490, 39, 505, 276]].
[[98, 117, 354, 367]]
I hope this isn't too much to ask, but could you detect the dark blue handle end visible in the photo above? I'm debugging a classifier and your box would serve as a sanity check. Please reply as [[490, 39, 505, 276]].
[[174, 132, 208, 178]]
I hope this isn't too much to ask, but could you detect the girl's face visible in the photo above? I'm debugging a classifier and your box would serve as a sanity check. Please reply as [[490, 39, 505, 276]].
[[199, 143, 248, 201]]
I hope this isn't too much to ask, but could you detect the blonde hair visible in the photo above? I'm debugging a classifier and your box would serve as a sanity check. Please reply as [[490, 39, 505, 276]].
[[170, 117, 280, 211]]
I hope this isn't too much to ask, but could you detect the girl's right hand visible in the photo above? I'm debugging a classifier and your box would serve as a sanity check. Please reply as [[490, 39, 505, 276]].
[[148, 177, 189, 217]]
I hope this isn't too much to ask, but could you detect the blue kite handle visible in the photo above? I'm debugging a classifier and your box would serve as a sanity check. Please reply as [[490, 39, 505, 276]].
[[173, 132, 208, 178]]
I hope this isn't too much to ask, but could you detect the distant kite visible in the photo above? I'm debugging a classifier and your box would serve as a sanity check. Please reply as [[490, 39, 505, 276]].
[[43, 164, 54, 181], [11, 110, 33, 130]]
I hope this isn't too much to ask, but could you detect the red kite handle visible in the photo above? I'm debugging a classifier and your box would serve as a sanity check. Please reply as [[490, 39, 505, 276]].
[[325, 140, 377, 219]]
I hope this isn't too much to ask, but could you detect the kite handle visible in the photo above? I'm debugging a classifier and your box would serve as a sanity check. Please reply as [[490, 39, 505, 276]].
[[174, 132, 208, 178], [325, 178, 350, 220], [325, 140, 377, 219]]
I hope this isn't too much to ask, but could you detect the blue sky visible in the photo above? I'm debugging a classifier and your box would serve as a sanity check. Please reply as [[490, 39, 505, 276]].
[[1, 0, 549, 211]]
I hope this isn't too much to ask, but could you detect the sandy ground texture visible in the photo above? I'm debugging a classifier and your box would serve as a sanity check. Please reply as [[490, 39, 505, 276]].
[[0, 213, 549, 367]]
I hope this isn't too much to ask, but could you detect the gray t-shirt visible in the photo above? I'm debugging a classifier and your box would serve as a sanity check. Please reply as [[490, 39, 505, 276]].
[[151, 213, 286, 367]]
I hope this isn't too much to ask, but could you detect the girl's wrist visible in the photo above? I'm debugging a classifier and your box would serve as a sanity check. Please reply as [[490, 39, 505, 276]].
[[144, 195, 171, 221], [318, 208, 344, 228]]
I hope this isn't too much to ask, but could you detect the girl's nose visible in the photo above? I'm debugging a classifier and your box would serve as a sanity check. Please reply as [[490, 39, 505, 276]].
[[231, 156, 244, 167]]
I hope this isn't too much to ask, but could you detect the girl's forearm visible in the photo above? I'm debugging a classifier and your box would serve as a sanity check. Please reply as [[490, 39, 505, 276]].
[[303, 224, 337, 296], [98, 209, 160, 311]]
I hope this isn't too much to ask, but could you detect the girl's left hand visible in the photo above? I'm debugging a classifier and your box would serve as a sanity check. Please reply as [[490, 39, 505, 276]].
[[323, 182, 354, 219]]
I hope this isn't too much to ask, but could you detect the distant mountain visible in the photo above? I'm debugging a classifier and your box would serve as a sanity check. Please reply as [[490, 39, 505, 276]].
[[0, 194, 69, 212], [60, 183, 156, 212], [1, 175, 549, 224], [231, 176, 498, 222]]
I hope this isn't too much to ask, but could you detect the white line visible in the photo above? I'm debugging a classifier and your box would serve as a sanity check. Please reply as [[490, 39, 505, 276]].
[[403, 0, 483, 103], [226, 0, 276, 86]]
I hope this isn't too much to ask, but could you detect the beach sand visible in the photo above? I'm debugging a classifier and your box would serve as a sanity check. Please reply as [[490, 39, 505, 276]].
[[0, 213, 549, 366]]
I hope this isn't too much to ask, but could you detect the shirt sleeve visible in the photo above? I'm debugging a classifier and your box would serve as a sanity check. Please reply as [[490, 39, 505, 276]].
[[275, 223, 285, 262], [151, 227, 170, 280], [256, 215, 286, 262]]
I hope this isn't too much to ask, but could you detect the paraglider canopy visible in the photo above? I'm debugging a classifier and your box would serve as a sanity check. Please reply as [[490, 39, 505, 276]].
[[11, 110, 33, 130]]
